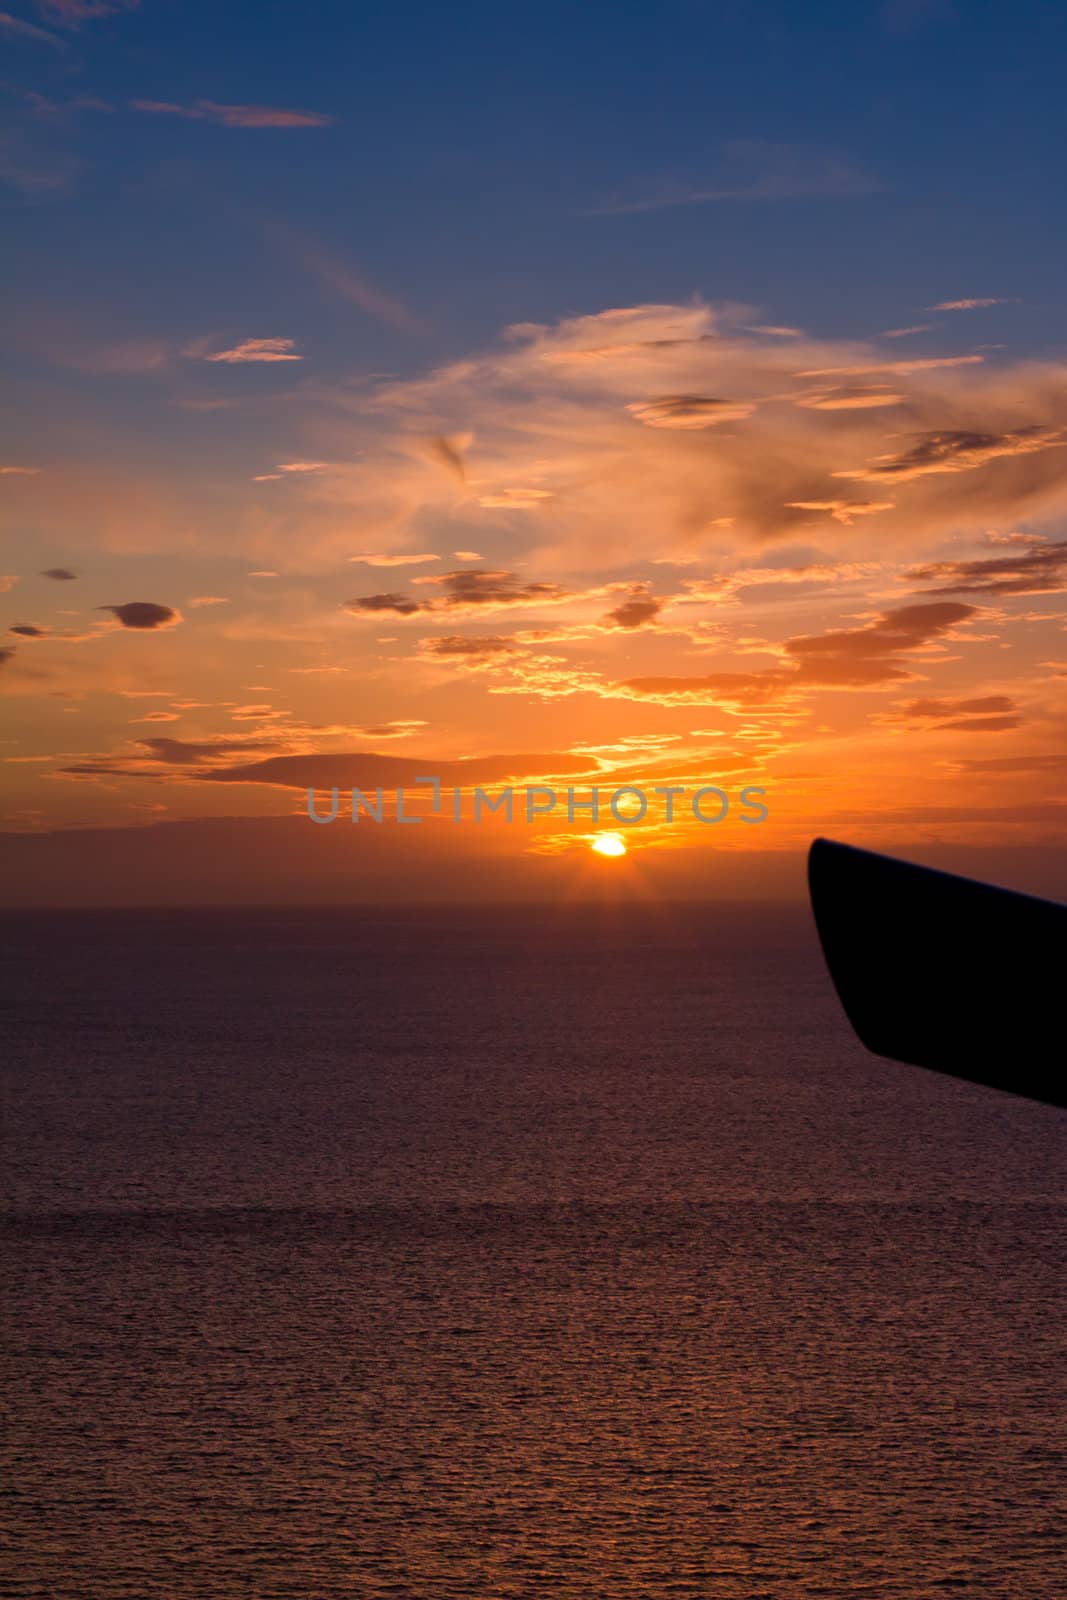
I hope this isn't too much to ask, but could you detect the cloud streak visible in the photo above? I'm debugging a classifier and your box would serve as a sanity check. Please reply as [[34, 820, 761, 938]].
[[130, 100, 335, 128], [346, 569, 576, 618], [836, 427, 1065, 483], [200, 337, 302, 364], [278, 230, 428, 332], [906, 538, 1067, 596], [37, 0, 137, 17], [349, 553, 441, 567], [591, 141, 880, 215], [928, 297, 1013, 311], [1, 10, 64, 46], [199, 750, 598, 790]]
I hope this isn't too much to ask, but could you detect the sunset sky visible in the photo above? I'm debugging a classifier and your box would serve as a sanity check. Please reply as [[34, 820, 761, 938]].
[[2, 0, 1066, 902]]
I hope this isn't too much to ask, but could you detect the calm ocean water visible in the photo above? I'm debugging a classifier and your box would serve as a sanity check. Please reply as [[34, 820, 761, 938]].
[[2, 905, 1064, 1598]]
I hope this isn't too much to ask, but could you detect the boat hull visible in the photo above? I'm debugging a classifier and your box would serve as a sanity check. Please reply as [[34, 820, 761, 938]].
[[808, 838, 1066, 1109]]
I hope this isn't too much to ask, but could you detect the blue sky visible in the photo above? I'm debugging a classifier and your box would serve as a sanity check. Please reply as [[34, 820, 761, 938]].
[[4, 0, 1067, 383]]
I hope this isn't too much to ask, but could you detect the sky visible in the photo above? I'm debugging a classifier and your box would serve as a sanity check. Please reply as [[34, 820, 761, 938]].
[[2, 0, 1066, 903]]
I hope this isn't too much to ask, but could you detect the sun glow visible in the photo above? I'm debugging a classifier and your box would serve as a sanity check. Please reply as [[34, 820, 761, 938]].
[[591, 832, 627, 858]]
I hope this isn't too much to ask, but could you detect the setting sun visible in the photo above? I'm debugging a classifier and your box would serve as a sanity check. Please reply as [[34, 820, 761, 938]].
[[591, 832, 627, 858]]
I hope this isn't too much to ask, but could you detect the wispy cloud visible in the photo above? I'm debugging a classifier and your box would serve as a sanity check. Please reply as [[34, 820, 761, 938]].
[[346, 569, 579, 619], [297, 239, 421, 332], [475, 487, 553, 508], [797, 355, 983, 377], [199, 751, 597, 791], [199, 337, 302, 364], [794, 387, 905, 411], [836, 427, 1066, 483], [906, 538, 1067, 595], [1, 9, 64, 46], [785, 499, 895, 525], [889, 695, 1020, 734], [927, 297, 1014, 311], [626, 395, 756, 429], [420, 635, 519, 660], [349, 553, 441, 567], [590, 140, 881, 215], [252, 460, 329, 479], [428, 435, 468, 482], [130, 100, 335, 128], [36, 0, 137, 18]]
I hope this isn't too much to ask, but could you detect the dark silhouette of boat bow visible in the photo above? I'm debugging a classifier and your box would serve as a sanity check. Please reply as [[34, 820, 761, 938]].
[[808, 837, 1066, 1109]]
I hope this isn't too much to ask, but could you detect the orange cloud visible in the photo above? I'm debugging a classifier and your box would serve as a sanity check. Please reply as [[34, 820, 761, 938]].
[[345, 569, 576, 618], [201, 337, 302, 364], [348, 553, 441, 567], [297, 304, 1067, 569], [785, 499, 894, 525], [905, 537, 1067, 595], [796, 355, 984, 376], [6, 299, 1067, 863], [626, 395, 756, 428], [420, 635, 519, 659], [794, 389, 905, 410], [836, 427, 1065, 483], [601, 585, 664, 629], [618, 600, 978, 707], [928, 297, 1013, 311]]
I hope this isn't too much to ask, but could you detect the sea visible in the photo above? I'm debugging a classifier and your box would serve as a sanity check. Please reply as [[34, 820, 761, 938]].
[[1, 904, 1064, 1599]]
